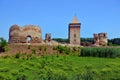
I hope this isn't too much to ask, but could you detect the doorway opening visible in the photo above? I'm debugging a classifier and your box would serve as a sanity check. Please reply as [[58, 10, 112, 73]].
[[27, 36, 31, 43]]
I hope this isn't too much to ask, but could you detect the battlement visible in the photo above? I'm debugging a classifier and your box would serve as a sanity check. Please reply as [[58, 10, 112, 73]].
[[98, 33, 107, 38]]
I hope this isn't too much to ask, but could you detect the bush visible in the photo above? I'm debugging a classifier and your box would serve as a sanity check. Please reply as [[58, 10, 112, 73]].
[[32, 48, 37, 55], [80, 47, 120, 58], [27, 45, 31, 49], [56, 45, 65, 54], [55, 45, 71, 55], [39, 45, 43, 51], [64, 46, 70, 55], [15, 52, 21, 59]]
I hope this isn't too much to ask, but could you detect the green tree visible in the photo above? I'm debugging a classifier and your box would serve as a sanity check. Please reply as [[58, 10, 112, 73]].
[[0, 37, 8, 52], [52, 38, 68, 43], [108, 38, 120, 46]]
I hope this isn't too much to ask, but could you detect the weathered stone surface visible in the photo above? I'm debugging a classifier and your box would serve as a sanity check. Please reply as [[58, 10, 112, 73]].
[[45, 33, 51, 43], [9, 25, 42, 43], [93, 33, 108, 46]]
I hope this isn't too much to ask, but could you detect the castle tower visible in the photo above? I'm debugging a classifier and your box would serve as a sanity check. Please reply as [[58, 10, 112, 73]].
[[93, 33, 108, 46], [93, 34, 99, 46], [68, 16, 81, 45]]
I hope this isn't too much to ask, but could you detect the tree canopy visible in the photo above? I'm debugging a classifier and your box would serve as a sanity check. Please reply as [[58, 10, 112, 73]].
[[0, 37, 8, 52]]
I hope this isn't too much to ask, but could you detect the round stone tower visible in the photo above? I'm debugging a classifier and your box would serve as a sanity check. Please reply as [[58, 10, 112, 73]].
[[9, 25, 42, 43]]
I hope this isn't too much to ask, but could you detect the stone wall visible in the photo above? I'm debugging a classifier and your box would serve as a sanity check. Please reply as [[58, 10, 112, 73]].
[[9, 25, 42, 43], [45, 33, 51, 43]]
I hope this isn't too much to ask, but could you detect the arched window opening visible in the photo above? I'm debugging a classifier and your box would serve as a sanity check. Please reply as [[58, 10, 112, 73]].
[[74, 34, 76, 38], [27, 36, 31, 43]]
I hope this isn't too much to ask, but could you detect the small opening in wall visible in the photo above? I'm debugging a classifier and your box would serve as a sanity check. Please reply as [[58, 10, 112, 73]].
[[74, 34, 76, 38], [74, 39, 76, 42], [27, 36, 31, 43]]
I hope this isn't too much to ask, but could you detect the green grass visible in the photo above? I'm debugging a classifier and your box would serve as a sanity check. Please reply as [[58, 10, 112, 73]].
[[0, 54, 120, 80]]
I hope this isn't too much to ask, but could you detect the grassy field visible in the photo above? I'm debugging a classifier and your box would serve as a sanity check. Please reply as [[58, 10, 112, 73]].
[[0, 54, 120, 80]]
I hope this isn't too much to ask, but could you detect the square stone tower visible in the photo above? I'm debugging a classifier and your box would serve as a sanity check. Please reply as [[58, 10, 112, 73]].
[[68, 16, 81, 45]]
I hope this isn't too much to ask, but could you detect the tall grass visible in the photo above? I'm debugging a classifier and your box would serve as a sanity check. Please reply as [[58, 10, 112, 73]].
[[80, 47, 120, 58]]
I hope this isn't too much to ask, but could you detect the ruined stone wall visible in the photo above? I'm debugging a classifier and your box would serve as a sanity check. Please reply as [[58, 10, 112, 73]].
[[9, 25, 42, 43], [45, 33, 51, 43], [93, 33, 108, 46]]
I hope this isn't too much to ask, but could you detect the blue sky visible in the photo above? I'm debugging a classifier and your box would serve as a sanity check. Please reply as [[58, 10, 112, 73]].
[[0, 0, 120, 41]]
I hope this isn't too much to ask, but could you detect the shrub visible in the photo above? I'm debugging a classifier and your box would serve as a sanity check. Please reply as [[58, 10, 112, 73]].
[[2, 55, 10, 59], [27, 45, 31, 49], [39, 45, 43, 51], [43, 46, 47, 52], [32, 48, 37, 55], [56, 45, 65, 54], [64, 46, 70, 55], [15, 52, 21, 59], [73, 47, 77, 52]]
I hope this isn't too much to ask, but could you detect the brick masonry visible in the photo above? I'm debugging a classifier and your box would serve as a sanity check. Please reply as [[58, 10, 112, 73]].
[[9, 25, 42, 43], [93, 33, 108, 46]]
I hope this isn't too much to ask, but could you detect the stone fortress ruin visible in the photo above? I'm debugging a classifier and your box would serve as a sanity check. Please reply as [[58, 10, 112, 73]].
[[9, 16, 108, 46], [9, 25, 42, 44], [93, 33, 108, 46]]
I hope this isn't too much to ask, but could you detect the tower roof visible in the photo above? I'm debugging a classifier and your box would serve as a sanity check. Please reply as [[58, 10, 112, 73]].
[[70, 16, 80, 23]]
